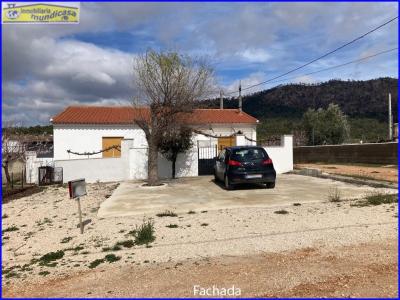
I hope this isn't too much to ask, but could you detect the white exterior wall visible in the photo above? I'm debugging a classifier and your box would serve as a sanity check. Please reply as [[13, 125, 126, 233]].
[[52, 123, 258, 183], [53, 124, 147, 160], [264, 135, 293, 174], [55, 157, 126, 183]]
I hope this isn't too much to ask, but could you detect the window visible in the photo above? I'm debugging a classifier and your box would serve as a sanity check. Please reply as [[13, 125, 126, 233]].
[[102, 137, 123, 158], [231, 148, 267, 162]]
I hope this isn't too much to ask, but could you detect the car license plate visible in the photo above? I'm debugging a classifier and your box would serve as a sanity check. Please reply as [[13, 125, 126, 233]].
[[246, 174, 262, 179]]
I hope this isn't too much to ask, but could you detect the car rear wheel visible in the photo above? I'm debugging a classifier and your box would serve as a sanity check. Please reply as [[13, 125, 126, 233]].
[[214, 170, 218, 182], [224, 174, 233, 190], [265, 182, 275, 189]]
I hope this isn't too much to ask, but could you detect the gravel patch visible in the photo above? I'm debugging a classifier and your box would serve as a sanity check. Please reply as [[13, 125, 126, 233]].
[[2, 181, 398, 289]]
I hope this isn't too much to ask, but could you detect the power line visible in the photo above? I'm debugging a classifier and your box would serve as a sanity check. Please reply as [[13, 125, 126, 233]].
[[236, 47, 398, 94], [225, 15, 398, 95]]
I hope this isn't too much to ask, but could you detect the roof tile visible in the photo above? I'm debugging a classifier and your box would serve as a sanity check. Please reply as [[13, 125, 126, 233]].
[[52, 106, 258, 125]]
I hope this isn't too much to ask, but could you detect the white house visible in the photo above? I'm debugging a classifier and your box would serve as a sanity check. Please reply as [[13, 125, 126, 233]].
[[25, 106, 293, 183]]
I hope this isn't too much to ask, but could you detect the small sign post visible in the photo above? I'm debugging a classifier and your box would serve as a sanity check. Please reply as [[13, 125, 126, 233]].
[[68, 179, 87, 234]]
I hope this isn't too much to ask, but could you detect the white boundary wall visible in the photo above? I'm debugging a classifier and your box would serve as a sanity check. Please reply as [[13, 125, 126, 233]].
[[50, 126, 292, 182], [25, 151, 54, 184], [264, 135, 293, 174]]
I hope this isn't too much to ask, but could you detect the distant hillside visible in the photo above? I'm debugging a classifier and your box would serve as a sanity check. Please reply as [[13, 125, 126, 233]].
[[200, 77, 398, 122]]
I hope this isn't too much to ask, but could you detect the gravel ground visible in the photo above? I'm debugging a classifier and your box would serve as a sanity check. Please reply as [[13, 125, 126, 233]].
[[2, 181, 398, 296]]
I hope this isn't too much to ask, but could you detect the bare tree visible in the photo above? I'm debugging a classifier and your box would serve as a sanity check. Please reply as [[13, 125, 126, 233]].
[[133, 50, 213, 185], [2, 125, 27, 185]]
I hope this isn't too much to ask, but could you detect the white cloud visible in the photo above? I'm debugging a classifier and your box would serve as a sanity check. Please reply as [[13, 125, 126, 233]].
[[238, 48, 271, 63]]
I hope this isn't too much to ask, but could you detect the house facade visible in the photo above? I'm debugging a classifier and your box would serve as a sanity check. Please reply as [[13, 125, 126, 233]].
[[49, 106, 265, 182]]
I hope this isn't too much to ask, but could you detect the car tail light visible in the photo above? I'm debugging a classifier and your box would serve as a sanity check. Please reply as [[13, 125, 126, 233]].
[[228, 160, 242, 166], [262, 158, 273, 165]]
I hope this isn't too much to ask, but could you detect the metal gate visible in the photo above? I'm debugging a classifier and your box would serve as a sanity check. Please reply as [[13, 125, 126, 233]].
[[198, 145, 218, 175], [38, 166, 63, 186]]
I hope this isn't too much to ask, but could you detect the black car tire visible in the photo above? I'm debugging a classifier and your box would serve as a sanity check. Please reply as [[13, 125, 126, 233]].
[[214, 170, 218, 182], [265, 182, 275, 189], [224, 174, 233, 190]]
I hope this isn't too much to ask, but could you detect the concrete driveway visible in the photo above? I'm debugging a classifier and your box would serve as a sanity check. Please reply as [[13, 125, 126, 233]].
[[98, 174, 393, 217]]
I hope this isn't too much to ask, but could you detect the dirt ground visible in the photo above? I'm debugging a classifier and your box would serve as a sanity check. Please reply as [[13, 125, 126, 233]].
[[2, 178, 398, 298], [295, 163, 398, 182], [3, 239, 397, 298]]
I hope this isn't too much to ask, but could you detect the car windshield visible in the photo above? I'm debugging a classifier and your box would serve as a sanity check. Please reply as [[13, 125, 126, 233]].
[[230, 148, 267, 161]]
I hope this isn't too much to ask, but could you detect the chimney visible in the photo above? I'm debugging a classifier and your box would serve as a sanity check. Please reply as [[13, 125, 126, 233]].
[[220, 90, 223, 109], [238, 81, 242, 112]]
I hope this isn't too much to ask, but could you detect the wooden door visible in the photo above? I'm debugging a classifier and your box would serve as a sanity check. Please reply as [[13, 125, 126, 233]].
[[217, 136, 235, 152], [102, 137, 123, 158]]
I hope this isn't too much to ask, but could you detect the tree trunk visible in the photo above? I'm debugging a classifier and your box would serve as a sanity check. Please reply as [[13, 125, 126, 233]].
[[171, 156, 177, 179], [3, 163, 11, 185], [147, 138, 159, 186]]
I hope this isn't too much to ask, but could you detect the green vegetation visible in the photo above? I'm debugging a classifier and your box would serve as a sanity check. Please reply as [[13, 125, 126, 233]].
[[38, 250, 64, 267], [3, 226, 19, 232], [60, 237, 73, 244], [302, 104, 349, 145], [328, 187, 342, 202], [64, 246, 84, 252], [156, 210, 177, 217], [133, 219, 156, 246], [200, 78, 397, 123], [89, 254, 121, 268], [89, 258, 104, 269], [166, 224, 178, 228], [4, 125, 53, 136], [274, 209, 289, 215], [352, 193, 398, 207], [115, 240, 135, 248], [38, 271, 50, 276], [102, 245, 122, 252], [104, 254, 121, 263]]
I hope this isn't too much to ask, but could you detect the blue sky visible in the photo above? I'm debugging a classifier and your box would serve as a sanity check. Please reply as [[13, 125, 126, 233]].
[[2, 2, 398, 125]]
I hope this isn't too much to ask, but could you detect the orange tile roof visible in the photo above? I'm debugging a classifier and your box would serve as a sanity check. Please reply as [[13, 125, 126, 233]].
[[51, 106, 258, 125]]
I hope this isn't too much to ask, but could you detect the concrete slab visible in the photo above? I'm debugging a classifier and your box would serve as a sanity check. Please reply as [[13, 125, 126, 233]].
[[98, 174, 395, 218]]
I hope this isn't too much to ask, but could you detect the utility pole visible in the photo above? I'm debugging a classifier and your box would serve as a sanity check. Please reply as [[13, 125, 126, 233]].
[[388, 93, 393, 141], [220, 90, 223, 109], [238, 81, 242, 113]]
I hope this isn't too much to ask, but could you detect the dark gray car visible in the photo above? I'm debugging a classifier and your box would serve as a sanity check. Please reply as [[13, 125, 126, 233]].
[[214, 146, 276, 190]]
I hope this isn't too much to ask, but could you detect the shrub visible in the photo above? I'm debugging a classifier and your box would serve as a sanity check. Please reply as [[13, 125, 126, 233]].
[[166, 224, 178, 228], [274, 209, 289, 215], [156, 210, 177, 217], [3, 226, 19, 232], [328, 187, 341, 202], [352, 193, 398, 207], [89, 258, 104, 269], [134, 219, 156, 246], [60, 237, 73, 244], [115, 240, 135, 248], [105, 254, 121, 263]]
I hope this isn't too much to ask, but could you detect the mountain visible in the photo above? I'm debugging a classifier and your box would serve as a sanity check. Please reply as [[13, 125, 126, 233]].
[[200, 77, 398, 122]]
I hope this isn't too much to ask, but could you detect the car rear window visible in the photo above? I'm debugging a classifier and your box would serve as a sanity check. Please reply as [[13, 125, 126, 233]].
[[230, 148, 267, 161]]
